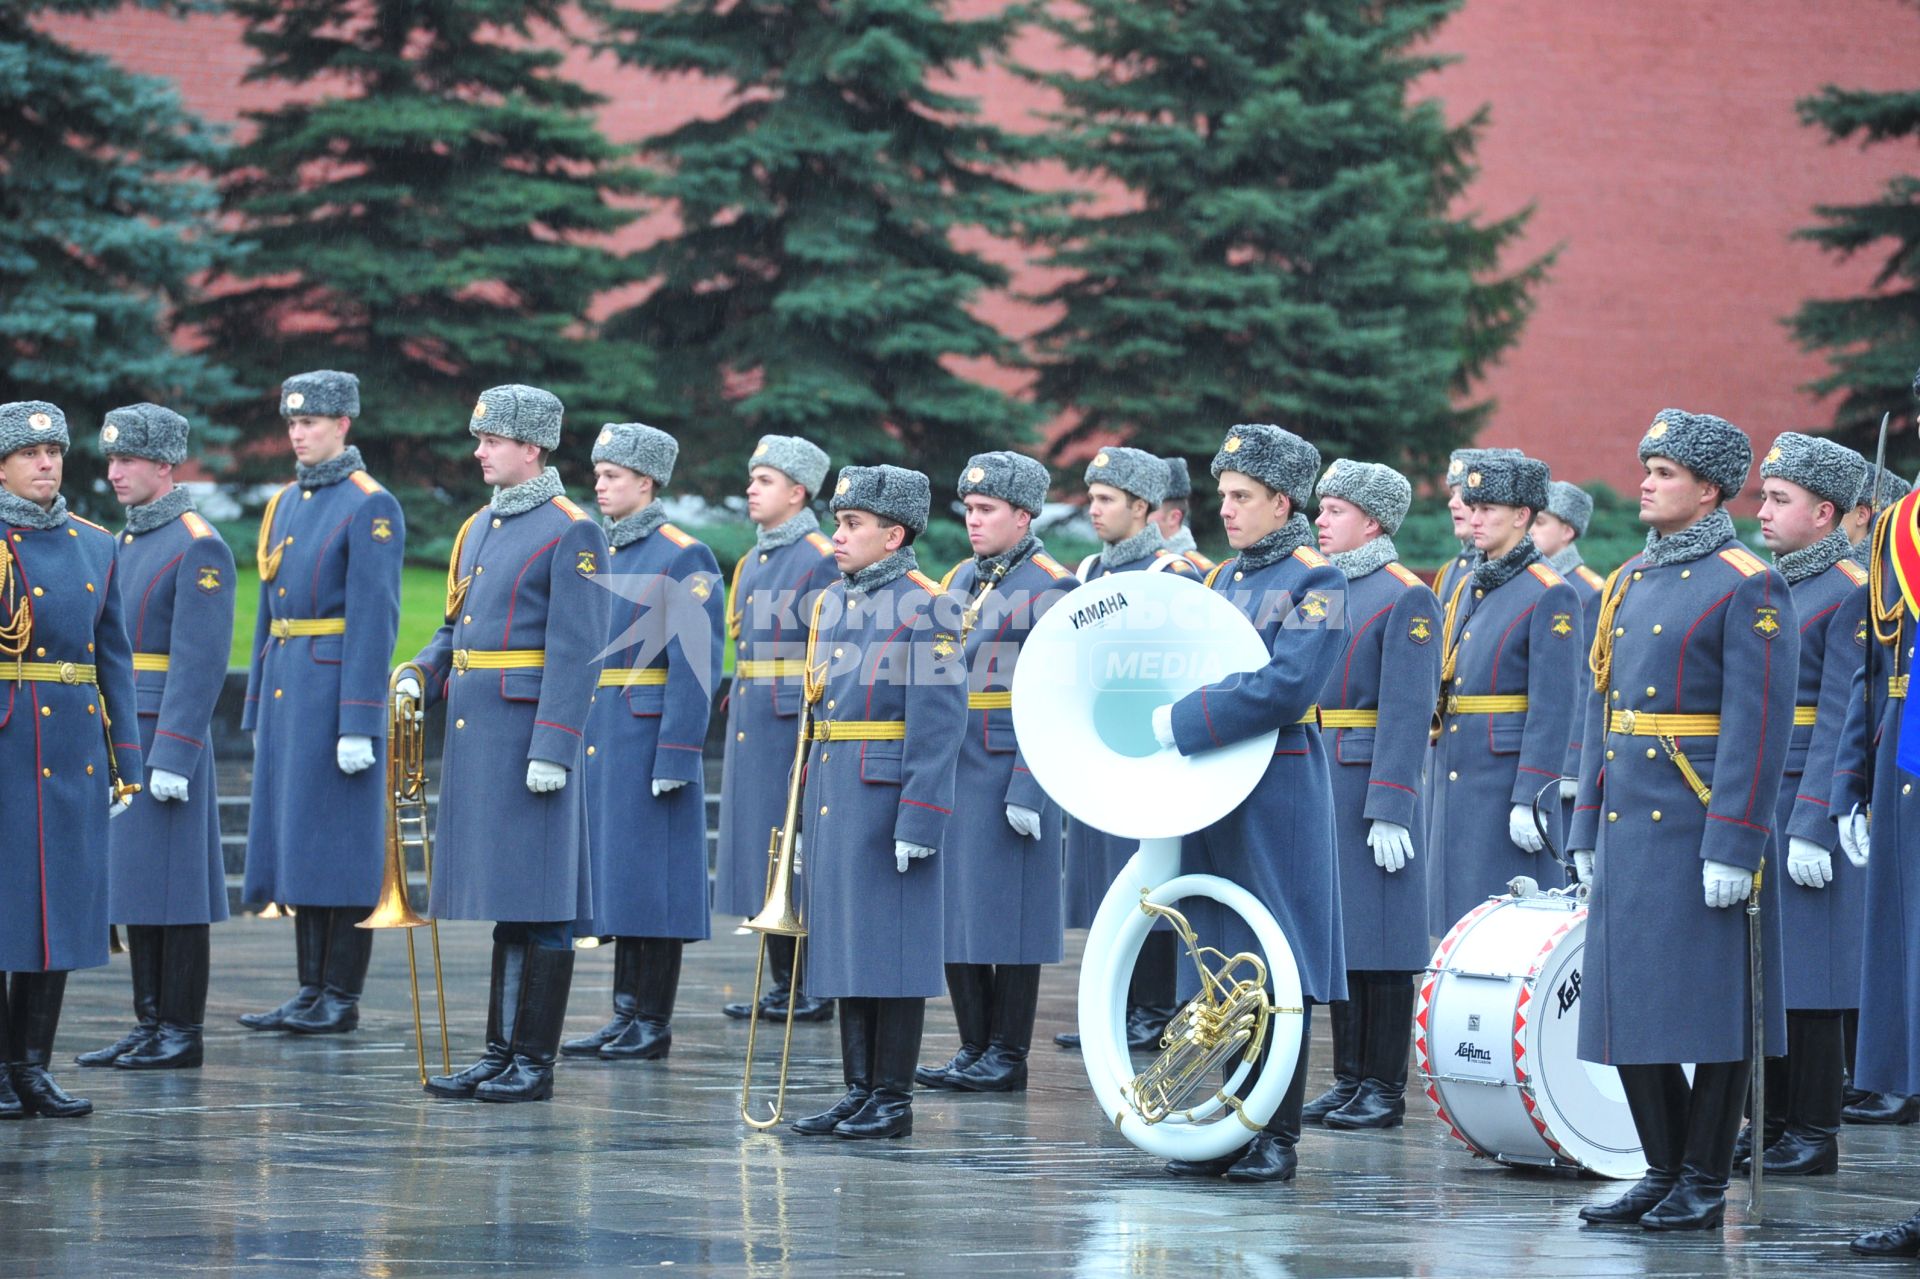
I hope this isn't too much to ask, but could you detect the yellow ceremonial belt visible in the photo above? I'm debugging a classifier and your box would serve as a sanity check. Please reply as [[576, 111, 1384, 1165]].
[[1793, 705, 1819, 726], [598, 667, 668, 687], [1892, 676, 1910, 701], [1318, 709, 1378, 728], [131, 653, 170, 673], [811, 720, 907, 742], [1298, 705, 1321, 725], [1445, 694, 1529, 715], [736, 659, 807, 680], [1608, 711, 1722, 737], [4, 661, 97, 685], [451, 648, 545, 672], [269, 617, 347, 639], [967, 691, 1012, 710]]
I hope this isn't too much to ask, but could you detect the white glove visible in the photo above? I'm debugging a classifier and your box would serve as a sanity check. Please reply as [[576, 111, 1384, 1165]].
[[337, 734, 375, 775], [108, 792, 131, 819], [652, 778, 689, 798], [1006, 804, 1042, 840], [148, 768, 190, 803], [895, 840, 935, 873], [1787, 836, 1833, 889], [393, 673, 422, 703], [1508, 804, 1546, 854], [526, 759, 568, 793], [1840, 806, 1870, 869], [1573, 849, 1595, 885], [1367, 820, 1413, 873], [1151, 704, 1177, 750], [1558, 777, 1579, 801], [1703, 859, 1754, 909]]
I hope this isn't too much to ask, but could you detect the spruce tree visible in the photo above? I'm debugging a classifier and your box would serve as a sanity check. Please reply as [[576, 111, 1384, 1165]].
[[587, 0, 1044, 497], [1789, 48, 1920, 465], [0, 0, 243, 513], [198, 0, 649, 547], [1024, 0, 1550, 505]]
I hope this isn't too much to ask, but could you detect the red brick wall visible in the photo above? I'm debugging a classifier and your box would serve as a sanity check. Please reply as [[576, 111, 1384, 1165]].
[[48, 2, 1918, 495]]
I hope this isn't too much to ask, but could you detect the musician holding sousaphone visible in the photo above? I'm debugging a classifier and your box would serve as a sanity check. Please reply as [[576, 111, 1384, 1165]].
[[784, 465, 967, 1140], [400, 384, 611, 1104], [1569, 410, 1791, 1232], [1145, 423, 1349, 1182], [0, 401, 143, 1117]]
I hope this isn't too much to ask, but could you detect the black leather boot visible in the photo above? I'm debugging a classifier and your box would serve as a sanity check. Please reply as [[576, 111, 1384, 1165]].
[[426, 937, 522, 1098], [476, 942, 574, 1102], [783, 944, 834, 1023], [1842, 1091, 1920, 1124], [284, 909, 372, 1034], [10, 973, 91, 1118], [1225, 1011, 1311, 1182], [562, 935, 641, 1057], [836, 997, 923, 1138], [0, 979, 21, 1119], [1326, 975, 1413, 1130], [792, 998, 872, 1134], [1852, 1208, 1920, 1257], [1763, 1010, 1842, 1175], [600, 938, 681, 1061], [1732, 1050, 1785, 1168], [725, 933, 791, 1020], [117, 925, 208, 1070], [1303, 986, 1362, 1123], [952, 964, 1040, 1092], [1580, 1063, 1686, 1224], [918, 963, 991, 1089], [1641, 1060, 1743, 1231], [1126, 929, 1178, 1049], [1053, 1029, 1081, 1050], [77, 923, 162, 1066], [239, 904, 326, 1029]]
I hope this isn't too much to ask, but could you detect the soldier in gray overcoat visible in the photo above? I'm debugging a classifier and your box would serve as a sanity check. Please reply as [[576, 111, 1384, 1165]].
[[1534, 480, 1606, 842], [1570, 410, 1792, 1232], [1152, 455, 1215, 574], [787, 465, 967, 1141], [1833, 452, 1920, 1255], [1057, 446, 1195, 1052], [563, 423, 723, 1063], [1742, 432, 1870, 1176], [0, 401, 142, 1118], [77, 405, 234, 1072], [715, 435, 838, 1025], [1427, 453, 1583, 934], [1152, 423, 1347, 1184], [1844, 463, 1909, 562], [1304, 460, 1439, 1132], [915, 452, 1078, 1095], [407, 384, 612, 1104], [239, 371, 405, 1035]]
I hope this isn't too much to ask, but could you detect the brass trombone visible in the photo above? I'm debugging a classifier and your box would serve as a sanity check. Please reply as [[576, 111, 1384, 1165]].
[[358, 663, 450, 1084], [739, 657, 824, 1130]]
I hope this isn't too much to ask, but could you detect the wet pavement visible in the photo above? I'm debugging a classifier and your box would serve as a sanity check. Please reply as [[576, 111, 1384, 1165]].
[[2, 917, 1911, 1276]]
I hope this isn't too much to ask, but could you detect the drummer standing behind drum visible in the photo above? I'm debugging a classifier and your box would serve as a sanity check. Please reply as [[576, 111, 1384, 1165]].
[[0, 401, 141, 1118], [1570, 410, 1791, 1232], [1304, 460, 1439, 1131], [1147, 423, 1347, 1183], [1740, 432, 1869, 1178], [78, 405, 234, 1072], [1057, 447, 1196, 1053], [404, 384, 611, 1104], [1426, 453, 1582, 931], [787, 465, 967, 1140], [916, 452, 1079, 1094], [714, 435, 839, 1026], [239, 370, 405, 1036], [563, 423, 723, 1063]]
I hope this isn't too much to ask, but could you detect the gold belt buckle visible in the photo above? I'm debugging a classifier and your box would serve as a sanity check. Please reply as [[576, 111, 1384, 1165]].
[[1444, 692, 1459, 715], [58, 661, 77, 685], [452, 649, 471, 672], [1619, 709, 1636, 734]]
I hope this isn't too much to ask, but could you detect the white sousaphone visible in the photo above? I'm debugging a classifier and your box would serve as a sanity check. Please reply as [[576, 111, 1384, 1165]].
[[1013, 570, 1304, 1161]]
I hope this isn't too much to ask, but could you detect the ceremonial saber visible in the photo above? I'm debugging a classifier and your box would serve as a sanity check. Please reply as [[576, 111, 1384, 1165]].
[[1747, 861, 1764, 1221]]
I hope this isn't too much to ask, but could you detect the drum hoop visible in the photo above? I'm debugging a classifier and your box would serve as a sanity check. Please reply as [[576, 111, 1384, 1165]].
[[1512, 910, 1585, 1164]]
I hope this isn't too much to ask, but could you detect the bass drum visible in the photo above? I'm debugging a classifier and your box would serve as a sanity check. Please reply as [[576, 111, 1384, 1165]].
[[1414, 887, 1645, 1179]]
